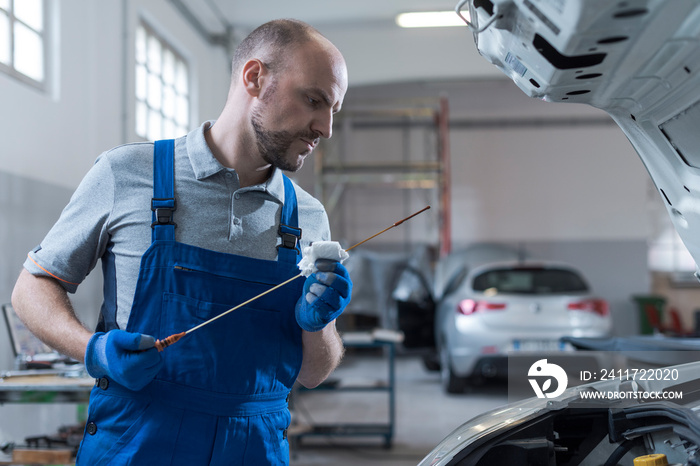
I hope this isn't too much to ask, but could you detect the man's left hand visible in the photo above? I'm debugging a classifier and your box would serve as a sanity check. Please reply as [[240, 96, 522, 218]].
[[295, 259, 352, 332]]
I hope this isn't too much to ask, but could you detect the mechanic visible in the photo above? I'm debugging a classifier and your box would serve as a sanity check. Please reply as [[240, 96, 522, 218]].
[[10, 18, 351, 465]]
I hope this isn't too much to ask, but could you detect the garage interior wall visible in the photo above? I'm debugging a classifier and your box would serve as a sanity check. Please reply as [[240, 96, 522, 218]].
[[308, 79, 654, 337], [0, 0, 662, 447]]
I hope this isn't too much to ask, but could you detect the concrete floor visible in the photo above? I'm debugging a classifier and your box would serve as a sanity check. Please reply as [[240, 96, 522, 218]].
[[289, 354, 509, 466]]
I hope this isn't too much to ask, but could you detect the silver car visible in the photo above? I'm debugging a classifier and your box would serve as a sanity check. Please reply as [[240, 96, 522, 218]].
[[436, 261, 612, 393]]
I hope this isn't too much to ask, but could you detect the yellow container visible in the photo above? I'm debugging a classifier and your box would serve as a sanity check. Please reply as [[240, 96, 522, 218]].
[[633, 454, 668, 466]]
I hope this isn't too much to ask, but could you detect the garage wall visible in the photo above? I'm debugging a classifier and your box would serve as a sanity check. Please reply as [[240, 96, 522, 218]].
[[317, 79, 654, 245], [311, 79, 655, 336], [0, 0, 231, 445]]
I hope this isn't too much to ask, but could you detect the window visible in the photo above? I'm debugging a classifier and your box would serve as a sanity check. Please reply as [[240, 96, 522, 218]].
[[472, 268, 589, 294], [648, 224, 696, 273], [135, 21, 190, 141], [647, 187, 697, 284], [0, 0, 47, 89]]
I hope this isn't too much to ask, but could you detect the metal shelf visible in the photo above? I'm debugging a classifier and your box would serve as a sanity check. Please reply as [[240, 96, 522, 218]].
[[314, 97, 452, 256], [289, 338, 396, 449]]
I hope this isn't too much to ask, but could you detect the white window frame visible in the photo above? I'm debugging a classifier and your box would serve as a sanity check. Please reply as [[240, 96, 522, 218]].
[[135, 20, 190, 141], [647, 181, 698, 285], [0, 0, 49, 91]]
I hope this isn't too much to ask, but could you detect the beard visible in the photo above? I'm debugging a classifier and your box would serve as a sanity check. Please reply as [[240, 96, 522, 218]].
[[250, 81, 319, 172], [250, 109, 307, 172]]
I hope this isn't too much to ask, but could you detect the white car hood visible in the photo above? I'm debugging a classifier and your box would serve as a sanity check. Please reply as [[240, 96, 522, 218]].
[[462, 0, 700, 275]]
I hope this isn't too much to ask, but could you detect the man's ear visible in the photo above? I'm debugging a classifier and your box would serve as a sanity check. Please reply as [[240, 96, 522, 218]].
[[241, 59, 265, 97]]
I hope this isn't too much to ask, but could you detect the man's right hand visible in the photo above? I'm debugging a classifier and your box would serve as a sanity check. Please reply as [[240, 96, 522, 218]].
[[85, 330, 163, 391]]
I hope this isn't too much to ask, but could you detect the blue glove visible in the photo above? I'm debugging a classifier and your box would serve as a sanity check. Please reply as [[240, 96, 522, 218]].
[[84, 330, 163, 391], [296, 259, 352, 332]]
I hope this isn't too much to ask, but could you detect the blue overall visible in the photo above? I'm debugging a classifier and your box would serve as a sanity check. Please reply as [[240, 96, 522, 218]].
[[76, 140, 304, 465]]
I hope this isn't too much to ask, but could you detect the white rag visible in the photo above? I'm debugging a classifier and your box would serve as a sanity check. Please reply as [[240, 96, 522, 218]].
[[297, 241, 349, 277]]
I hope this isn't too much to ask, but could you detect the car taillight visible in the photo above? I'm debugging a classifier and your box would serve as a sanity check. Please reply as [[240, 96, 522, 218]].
[[457, 299, 507, 315], [568, 298, 609, 316]]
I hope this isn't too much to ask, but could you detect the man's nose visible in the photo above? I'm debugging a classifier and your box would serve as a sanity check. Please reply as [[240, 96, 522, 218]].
[[311, 110, 333, 139]]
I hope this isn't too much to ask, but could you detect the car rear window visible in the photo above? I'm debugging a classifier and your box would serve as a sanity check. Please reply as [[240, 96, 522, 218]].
[[472, 267, 589, 294]]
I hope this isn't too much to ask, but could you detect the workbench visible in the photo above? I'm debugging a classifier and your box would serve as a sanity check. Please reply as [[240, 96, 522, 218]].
[[0, 371, 93, 404], [0, 370, 93, 465]]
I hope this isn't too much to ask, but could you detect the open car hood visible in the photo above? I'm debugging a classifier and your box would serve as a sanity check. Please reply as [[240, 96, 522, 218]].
[[459, 0, 700, 277], [420, 359, 700, 465]]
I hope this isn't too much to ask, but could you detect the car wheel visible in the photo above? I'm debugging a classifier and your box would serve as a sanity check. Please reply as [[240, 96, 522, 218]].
[[440, 344, 466, 394], [422, 352, 440, 372]]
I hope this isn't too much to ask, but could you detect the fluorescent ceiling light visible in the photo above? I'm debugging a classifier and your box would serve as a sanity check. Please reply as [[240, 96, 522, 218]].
[[396, 11, 467, 28]]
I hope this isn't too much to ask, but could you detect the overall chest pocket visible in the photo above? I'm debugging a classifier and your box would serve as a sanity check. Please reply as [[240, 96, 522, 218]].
[[160, 292, 284, 394]]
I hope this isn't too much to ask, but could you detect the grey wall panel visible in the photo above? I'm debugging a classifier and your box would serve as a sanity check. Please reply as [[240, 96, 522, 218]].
[[0, 171, 102, 370]]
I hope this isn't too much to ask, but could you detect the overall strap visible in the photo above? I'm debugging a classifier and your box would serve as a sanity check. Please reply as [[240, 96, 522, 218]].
[[277, 175, 302, 264], [151, 139, 176, 242]]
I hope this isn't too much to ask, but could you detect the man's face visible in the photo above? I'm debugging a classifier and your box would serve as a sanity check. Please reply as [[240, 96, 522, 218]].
[[250, 80, 321, 172], [250, 39, 348, 172]]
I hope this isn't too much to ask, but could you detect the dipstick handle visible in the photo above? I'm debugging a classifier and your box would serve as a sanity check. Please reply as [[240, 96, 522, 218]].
[[155, 332, 186, 352]]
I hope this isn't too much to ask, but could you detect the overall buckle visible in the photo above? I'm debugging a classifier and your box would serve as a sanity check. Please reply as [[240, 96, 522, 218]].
[[278, 224, 302, 252], [151, 198, 177, 228]]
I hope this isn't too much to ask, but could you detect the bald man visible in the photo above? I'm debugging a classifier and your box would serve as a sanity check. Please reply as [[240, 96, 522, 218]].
[[12, 19, 351, 465]]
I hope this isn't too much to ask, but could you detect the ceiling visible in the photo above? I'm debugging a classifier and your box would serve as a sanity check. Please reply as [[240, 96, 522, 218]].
[[179, 0, 463, 33], [170, 0, 501, 86]]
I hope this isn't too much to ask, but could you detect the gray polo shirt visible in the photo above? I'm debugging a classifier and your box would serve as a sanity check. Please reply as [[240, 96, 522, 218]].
[[25, 121, 330, 329]]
